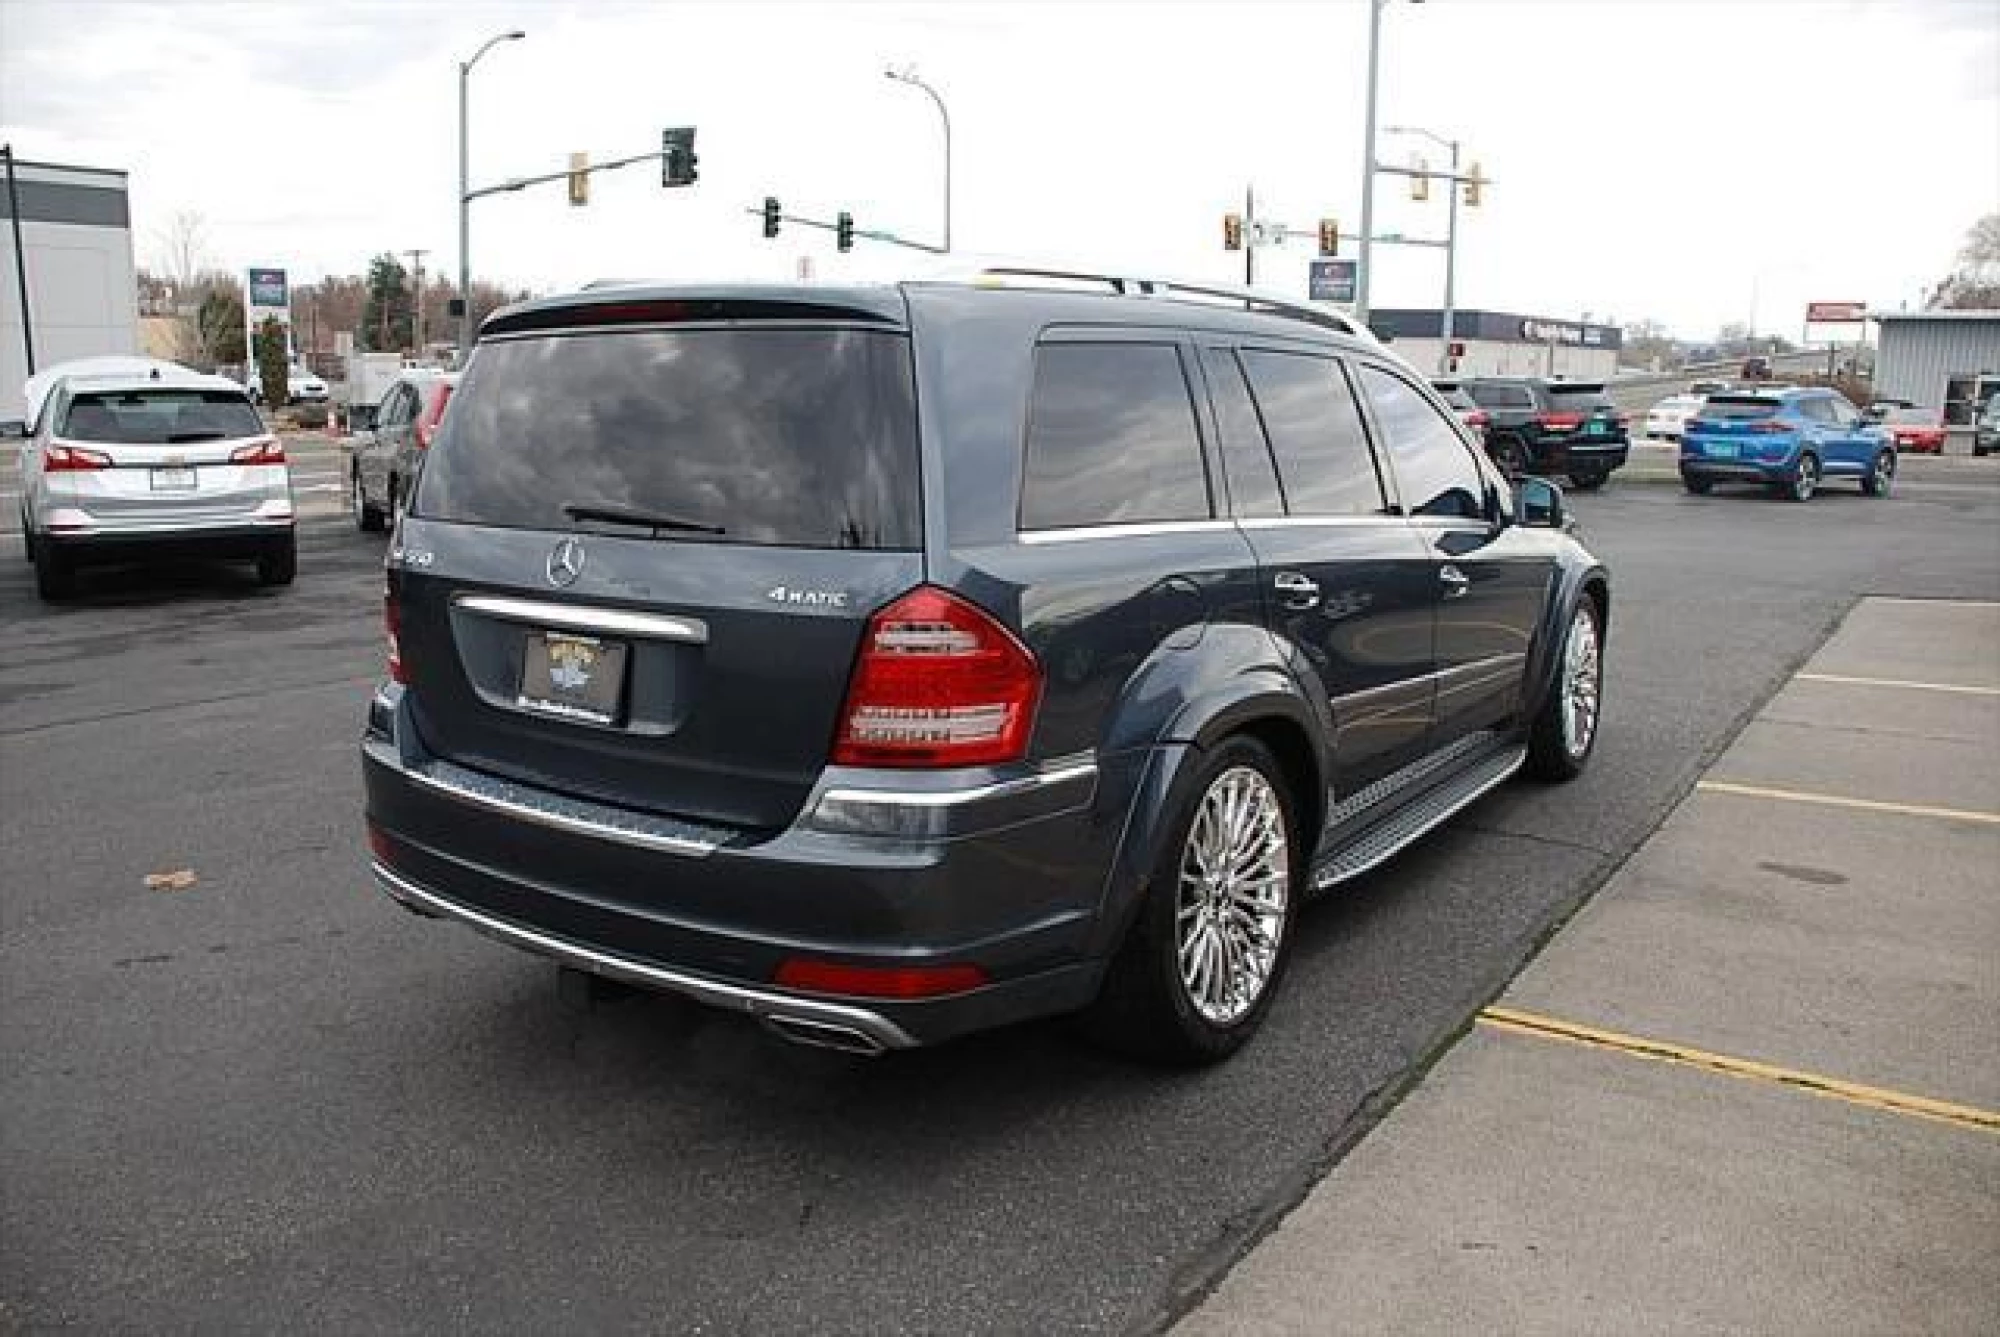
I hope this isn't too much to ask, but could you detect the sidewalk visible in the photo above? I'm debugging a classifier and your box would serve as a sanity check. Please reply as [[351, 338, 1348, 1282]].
[[1181, 597, 2000, 1335]]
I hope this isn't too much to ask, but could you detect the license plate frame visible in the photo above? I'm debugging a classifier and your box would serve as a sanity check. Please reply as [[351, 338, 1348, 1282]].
[[517, 631, 629, 726], [150, 465, 197, 490]]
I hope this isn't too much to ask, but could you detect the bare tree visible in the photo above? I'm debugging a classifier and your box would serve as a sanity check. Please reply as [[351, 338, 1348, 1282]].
[[153, 210, 213, 294], [1928, 213, 2000, 309]]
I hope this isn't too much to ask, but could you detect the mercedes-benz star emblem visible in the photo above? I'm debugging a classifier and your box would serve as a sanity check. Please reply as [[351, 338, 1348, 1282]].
[[546, 537, 586, 588]]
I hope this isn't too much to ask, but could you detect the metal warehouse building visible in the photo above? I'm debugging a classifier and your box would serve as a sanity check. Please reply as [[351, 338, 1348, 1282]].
[[1871, 310, 2000, 427], [1, 156, 140, 421], [1367, 309, 1622, 382]]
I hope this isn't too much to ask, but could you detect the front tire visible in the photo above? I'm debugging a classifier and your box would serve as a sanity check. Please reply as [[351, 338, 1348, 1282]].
[[1860, 449, 1895, 497], [1083, 736, 1300, 1065], [1525, 597, 1603, 782]]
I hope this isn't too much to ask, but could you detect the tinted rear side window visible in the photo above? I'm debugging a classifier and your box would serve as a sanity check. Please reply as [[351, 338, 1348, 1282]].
[[1239, 350, 1385, 516], [1202, 348, 1286, 518], [414, 327, 920, 549], [1020, 342, 1212, 530], [61, 389, 262, 443]]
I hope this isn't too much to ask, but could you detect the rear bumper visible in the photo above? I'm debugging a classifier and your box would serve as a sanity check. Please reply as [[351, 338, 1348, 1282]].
[[1678, 450, 1796, 482], [1528, 438, 1628, 473], [360, 691, 1125, 1049], [41, 519, 295, 563]]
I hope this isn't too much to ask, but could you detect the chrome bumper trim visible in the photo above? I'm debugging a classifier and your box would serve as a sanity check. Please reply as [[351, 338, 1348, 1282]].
[[819, 759, 1098, 810], [370, 861, 918, 1051]]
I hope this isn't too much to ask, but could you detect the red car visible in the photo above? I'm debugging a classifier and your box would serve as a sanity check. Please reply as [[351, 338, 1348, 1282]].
[[1877, 405, 1945, 454]]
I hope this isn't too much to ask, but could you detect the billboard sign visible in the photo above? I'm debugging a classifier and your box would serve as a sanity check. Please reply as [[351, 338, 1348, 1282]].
[[1805, 300, 1867, 323], [1308, 258, 1358, 304], [247, 267, 289, 311]]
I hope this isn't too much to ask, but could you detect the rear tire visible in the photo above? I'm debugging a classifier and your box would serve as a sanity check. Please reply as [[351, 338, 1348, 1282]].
[[257, 537, 297, 587], [1082, 736, 1299, 1066], [353, 467, 387, 532], [1860, 449, 1895, 497], [1525, 596, 1603, 782], [1490, 437, 1531, 479], [1681, 473, 1713, 495], [1567, 470, 1607, 491], [1783, 453, 1819, 502], [33, 542, 75, 602]]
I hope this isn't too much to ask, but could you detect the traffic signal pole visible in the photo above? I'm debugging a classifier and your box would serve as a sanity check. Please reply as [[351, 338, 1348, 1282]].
[[1441, 139, 1460, 375]]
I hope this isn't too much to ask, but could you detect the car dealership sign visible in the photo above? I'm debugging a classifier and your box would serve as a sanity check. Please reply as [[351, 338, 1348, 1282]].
[[1805, 301, 1867, 323], [1519, 318, 1610, 348]]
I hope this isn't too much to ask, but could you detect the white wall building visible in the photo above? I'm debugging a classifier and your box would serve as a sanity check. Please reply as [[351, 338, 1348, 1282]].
[[1, 157, 139, 421], [1368, 309, 1622, 383]]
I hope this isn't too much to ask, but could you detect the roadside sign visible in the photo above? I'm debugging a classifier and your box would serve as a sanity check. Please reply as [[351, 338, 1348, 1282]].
[[1806, 301, 1867, 323], [247, 268, 288, 310], [1309, 258, 1358, 304]]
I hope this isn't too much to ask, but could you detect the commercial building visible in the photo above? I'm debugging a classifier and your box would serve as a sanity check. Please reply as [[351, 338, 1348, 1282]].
[[1, 156, 140, 421], [1871, 311, 2000, 425], [1367, 309, 1622, 382]]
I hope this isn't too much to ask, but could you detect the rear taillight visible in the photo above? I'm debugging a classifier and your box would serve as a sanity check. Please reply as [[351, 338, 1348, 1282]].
[[43, 443, 112, 472], [1749, 421, 1793, 435], [229, 437, 286, 465], [832, 585, 1041, 768], [384, 582, 407, 684], [415, 386, 454, 450], [1466, 409, 1490, 429], [1534, 412, 1584, 431]]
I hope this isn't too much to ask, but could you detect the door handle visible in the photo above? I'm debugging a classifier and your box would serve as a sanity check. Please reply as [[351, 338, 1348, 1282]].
[[1440, 564, 1470, 599], [1274, 571, 1321, 611]]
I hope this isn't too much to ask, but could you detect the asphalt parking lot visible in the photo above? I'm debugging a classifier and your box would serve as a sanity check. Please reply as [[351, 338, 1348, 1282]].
[[3, 456, 1997, 1331]]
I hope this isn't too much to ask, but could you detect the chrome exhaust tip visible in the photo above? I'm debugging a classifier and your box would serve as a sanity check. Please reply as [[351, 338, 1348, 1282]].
[[761, 1013, 889, 1056]]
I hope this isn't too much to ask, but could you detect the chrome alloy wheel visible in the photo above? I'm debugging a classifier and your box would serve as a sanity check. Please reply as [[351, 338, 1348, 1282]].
[[1561, 604, 1602, 758], [1792, 454, 1819, 501], [351, 469, 367, 523], [1872, 451, 1895, 495], [1175, 766, 1290, 1026]]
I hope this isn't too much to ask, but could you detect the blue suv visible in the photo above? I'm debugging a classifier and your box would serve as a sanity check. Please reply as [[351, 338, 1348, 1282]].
[[1680, 388, 1895, 501]]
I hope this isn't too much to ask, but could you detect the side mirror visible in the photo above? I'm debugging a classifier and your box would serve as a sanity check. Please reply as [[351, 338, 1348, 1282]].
[[0, 420, 25, 439], [1862, 405, 1887, 421], [1516, 476, 1566, 529]]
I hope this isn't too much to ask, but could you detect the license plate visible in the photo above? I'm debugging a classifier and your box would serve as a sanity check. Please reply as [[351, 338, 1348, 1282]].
[[518, 632, 628, 725], [150, 466, 197, 490], [1585, 420, 1606, 437], [1706, 441, 1738, 458]]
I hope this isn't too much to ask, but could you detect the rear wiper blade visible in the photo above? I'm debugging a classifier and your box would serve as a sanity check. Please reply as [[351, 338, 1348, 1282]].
[[562, 501, 725, 536], [166, 431, 226, 443]]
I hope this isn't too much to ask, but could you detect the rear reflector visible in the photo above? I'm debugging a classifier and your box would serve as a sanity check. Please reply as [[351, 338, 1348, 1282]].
[[43, 444, 112, 472], [365, 822, 396, 864], [384, 583, 407, 684], [832, 585, 1040, 768], [229, 437, 286, 465], [775, 958, 989, 999]]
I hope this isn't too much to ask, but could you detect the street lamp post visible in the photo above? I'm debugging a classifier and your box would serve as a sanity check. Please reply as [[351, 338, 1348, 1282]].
[[458, 29, 525, 365], [1355, 0, 1422, 325], [884, 66, 952, 253], [1386, 125, 1461, 375]]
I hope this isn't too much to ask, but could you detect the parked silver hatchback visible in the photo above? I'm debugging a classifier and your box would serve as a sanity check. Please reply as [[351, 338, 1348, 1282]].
[[10, 357, 296, 601]]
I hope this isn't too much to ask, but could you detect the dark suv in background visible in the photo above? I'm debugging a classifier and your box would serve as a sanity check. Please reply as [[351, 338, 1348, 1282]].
[[1461, 377, 1630, 488], [361, 273, 1610, 1064]]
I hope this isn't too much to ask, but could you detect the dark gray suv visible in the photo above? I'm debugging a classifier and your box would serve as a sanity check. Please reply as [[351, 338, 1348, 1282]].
[[361, 274, 1610, 1063]]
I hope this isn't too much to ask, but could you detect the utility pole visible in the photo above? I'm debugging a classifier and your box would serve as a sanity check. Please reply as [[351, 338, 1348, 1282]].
[[1244, 184, 1255, 287], [2, 144, 33, 375], [403, 247, 429, 354], [1441, 137, 1459, 375], [1356, 0, 1386, 323]]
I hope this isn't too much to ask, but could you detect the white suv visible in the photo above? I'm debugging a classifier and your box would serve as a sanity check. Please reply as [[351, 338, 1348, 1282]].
[[10, 357, 296, 600]]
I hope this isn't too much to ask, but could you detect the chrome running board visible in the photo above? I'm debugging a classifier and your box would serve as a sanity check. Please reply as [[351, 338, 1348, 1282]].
[[1311, 745, 1526, 891]]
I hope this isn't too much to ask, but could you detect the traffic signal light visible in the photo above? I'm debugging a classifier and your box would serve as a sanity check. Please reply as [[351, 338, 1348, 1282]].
[[761, 196, 782, 239], [835, 210, 855, 253], [662, 126, 698, 187], [568, 152, 589, 207], [1410, 155, 1430, 202], [1223, 212, 1243, 251], [1316, 218, 1338, 257], [1463, 162, 1484, 207]]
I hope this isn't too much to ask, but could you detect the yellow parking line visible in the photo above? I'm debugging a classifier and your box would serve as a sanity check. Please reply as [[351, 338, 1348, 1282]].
[[1795, 672, 2000, 697], [1694, 780, 2000, 826], [1479, 1007, 2000, 1136]]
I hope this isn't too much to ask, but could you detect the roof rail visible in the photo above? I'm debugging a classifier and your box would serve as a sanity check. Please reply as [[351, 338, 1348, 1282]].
[[969, 266, 1373, 341]]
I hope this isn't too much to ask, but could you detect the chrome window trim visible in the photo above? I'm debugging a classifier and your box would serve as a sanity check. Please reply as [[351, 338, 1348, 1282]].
[[1236, 514, 1408, 530], [453, 594, 708, 644], [820, 759, 1098, 810], [1017, 518, 1237, 545]]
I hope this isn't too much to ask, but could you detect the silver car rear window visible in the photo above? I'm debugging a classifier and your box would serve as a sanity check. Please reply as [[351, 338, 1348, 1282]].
[[61, 390, 263, 444]]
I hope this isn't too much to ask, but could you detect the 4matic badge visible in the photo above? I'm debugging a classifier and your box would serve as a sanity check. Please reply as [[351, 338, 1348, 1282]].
[[766, 584, 849, 609]]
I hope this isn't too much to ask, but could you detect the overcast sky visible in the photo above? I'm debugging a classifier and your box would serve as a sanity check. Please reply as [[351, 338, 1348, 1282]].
[[3, 0, 1995, 341]]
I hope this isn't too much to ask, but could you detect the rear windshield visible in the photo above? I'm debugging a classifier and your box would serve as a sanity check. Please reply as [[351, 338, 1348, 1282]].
[[1881, 407, 1934, 425], [1433, 384, 1476, 410], [414, 326, 921, 549], [1699, 397, 1783, 420], [60, 389, 262, 443], [1546, 384, 1611, 408]]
